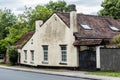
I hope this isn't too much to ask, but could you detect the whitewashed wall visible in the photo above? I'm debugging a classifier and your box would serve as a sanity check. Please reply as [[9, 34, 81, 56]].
[[20, 13, 79, 67]]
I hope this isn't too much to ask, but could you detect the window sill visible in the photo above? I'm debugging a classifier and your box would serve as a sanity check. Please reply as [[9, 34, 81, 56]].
[[24, 61, 27, 63], [30, 62, 34, 64], [42, 61, 48, 64], [59, 62, 67, 65]]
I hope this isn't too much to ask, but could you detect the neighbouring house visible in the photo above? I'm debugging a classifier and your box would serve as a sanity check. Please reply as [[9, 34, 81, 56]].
[[14, 11, 120, 70]]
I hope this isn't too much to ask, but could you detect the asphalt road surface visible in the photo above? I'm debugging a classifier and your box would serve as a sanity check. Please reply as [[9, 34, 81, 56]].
[[0, 68, 92, 80]]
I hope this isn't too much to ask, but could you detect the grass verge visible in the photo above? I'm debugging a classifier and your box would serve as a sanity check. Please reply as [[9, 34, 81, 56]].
[[86, 71, 120, 77]]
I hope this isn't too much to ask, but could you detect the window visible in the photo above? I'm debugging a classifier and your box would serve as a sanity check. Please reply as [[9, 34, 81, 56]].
[[24, 50, 27, 60], [31, 50, 34, 61], [60, 45, 67, 63], [81, 24, 92, 30], [109, 26, 119, 31], [0, 54, 4, 59], [43, 45, 48, 61]]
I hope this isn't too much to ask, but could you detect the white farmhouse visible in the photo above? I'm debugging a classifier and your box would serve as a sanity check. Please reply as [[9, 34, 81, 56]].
[[15, 11, 120, 70]]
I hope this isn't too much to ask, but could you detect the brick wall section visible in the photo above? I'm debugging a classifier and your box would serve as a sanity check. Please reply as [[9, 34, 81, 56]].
[[100, 48, 120, 71]]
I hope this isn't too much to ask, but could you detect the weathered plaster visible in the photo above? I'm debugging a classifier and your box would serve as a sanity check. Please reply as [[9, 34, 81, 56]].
[[20, 13, 78, 67]]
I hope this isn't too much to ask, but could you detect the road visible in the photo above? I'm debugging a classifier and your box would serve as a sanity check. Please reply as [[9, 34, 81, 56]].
[[0, 68, 92, 80]]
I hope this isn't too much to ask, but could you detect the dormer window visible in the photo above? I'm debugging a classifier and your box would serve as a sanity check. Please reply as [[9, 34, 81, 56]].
[[109, 26, 119, 31], [81, 24, 92, 30]]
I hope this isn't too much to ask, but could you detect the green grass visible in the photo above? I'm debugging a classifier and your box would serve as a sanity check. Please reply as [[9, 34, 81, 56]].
[[86, 71, 120, 77]]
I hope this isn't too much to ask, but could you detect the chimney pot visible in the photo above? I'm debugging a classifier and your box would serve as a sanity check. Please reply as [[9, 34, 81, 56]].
[[69, 4, 76, 11]]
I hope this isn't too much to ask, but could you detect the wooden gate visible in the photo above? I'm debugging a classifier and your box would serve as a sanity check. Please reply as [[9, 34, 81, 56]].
[[79, 50, 96, 70]]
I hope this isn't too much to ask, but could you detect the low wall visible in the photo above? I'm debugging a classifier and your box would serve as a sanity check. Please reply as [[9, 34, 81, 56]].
[[100, 48, 120, 71]]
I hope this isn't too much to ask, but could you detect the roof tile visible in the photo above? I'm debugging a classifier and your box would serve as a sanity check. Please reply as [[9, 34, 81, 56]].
[[56, 12, 120, 39]]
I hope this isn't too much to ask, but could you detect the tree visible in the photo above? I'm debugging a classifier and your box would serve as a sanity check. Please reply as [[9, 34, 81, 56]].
[[0, 9, 17, 55], [0, 8, 30, 56], [45, 1, 70, 12], [29, 5, 53, 30], [5, 22, 29, 45], [0, 20, 29, 55], [0, 1, 71, 56], [98, 0, 120, 19], [18, 6, 53, 31], [17, 1, 70, 31], [0, 9, 16, 39]]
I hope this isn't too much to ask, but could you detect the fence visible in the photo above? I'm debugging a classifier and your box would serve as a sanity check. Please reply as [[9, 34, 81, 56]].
[[100, 48, 120, 71]]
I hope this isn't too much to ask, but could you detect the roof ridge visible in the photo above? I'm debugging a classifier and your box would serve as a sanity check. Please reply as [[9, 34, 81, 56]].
[[56, 12, 116, 20], [77, 13, 115, 19]]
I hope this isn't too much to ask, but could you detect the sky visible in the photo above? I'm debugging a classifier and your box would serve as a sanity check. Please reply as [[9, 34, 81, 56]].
[[0, 0, 104, 15]]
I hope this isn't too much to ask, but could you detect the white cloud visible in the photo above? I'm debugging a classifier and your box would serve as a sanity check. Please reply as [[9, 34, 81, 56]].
[[0, 0, 104, 15], [76, 5, 102, 15], [19, 0, 58, 6]]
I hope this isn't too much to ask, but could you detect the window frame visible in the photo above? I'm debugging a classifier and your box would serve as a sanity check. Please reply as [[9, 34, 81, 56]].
[[80, 24, 92, 30], [109, 25, 119, 31], [30, 50, 34, 61], [42, 45, 48, 62], [24, 50, 27, 61], [60, 45, 67, 63]]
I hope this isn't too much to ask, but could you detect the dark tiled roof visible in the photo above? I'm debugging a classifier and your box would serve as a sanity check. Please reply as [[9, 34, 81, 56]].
[[73, 39, 103, 46], [14, 31, 34, 48], [15, 12, 120, 47], [56, 12, 120, 45], [56, 12, 70, 27], [56, 12, 120, 39]]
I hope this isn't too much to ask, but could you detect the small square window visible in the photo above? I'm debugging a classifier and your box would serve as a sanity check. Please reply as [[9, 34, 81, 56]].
[[81, 24, 92, 30]]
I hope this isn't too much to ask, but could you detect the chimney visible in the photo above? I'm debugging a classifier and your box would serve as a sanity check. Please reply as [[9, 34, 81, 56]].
[[68, 4, 76, 11], [70, 11, 77, 33], [35, 20, 43, 31]]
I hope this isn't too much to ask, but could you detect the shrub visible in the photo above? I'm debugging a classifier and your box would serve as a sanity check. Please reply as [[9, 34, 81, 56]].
[[8, 47, 18, 65], [113, 34, 120, 48]]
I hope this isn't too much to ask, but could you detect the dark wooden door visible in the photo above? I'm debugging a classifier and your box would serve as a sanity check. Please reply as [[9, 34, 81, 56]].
[[79, 50, 96, 70]]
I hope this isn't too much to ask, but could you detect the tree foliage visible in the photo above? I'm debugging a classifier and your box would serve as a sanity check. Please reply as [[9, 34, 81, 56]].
[[0, 1, 70, 55], [18, 6, 53, 31], [8, 47, 18, 65], [98, 0, 120, 19], [0, 9, 16, 39], [99, 0, 120, 47], [5, 22, 28, 45], [18, 1, 70, 31], [29, 6, 53, 30], [0, 9, 17, 54], [45, 1, 70, 12], [113, 34, 120, 47]]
